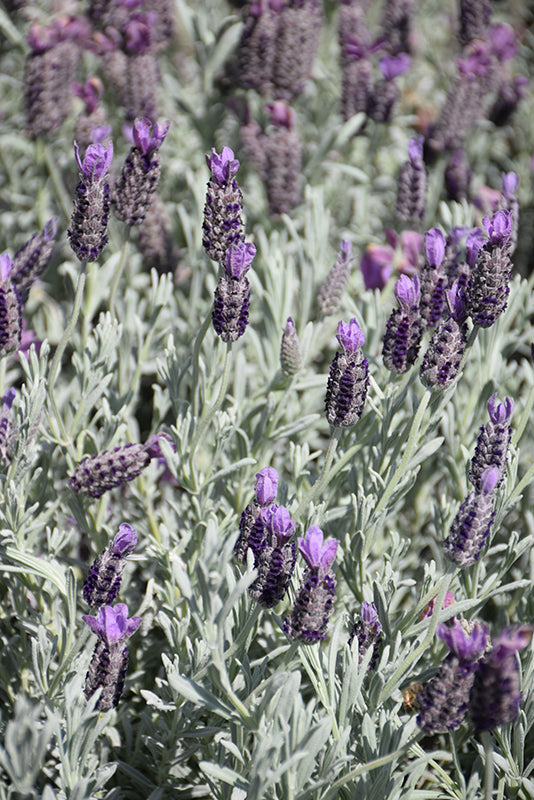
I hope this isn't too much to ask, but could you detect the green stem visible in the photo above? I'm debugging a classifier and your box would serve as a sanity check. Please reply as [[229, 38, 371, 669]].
[[191, 310, 213, 418], [190, 342, 233, 457], [293, 427, 342, 519], [482, 731, 495, 800], [379, 568, 455, 704], [370, 390, 430, 524], [42, 143, 72, 221], [109, 230, 130, 316]]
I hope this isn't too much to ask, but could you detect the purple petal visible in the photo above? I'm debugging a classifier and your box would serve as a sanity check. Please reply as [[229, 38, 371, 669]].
[[0, 253, 13, 282], [380, 53, 411, 80], [298, 525, 324, 568], [408, 136, 424, 163], [501, 171, 519, 200], [487, 394, 513, 424], [255, 467, 278, 505], [483, 210, 512, 245], [479, 466, 500, 495], [492, 626, 532, 660], [360, 245, 393, 291], [465, 228, 485, 267], [394, 274, 420, 308], [206, 147, 240, 184], [224, 242, 256, 279], [112, 524, 137, 556], [336, 319, 365, 352], [260, 504, 295, 540], [424, 228, 446, 268]]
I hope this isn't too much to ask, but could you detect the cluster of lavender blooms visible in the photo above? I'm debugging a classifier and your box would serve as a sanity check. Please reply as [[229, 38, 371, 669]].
[[348, 601, 384, 671], [416, 620, 532, 735], [444, 395, 513, 567], [82, 523, 141, 711]]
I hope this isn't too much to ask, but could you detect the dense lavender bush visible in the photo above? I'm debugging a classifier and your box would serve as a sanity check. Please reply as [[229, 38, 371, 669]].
[[0, 1, 533, 798]]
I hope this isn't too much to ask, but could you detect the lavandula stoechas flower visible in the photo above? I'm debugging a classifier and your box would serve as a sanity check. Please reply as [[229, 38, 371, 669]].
[[325, 319, 369, 428], [500, 172, 519, 253], [234, 467, 279, 563], [317, 241, 353, 316], [271, 0, 322, 101], [348, 601, 383, 671], [420, 282, 468, 390], [0, 255, 22, 357], [443, 466, 499, 567], [112, 118, 170, 226], [231, 0, 283, 95], [458, 0, 492, 48], [263, 101, 302, 216], [340, 27, 375, 122], [212, 242, 256, 342], [367, 54, 411, 123], [83, 603, 142, 710], [137, 193, 177, 274], [0, 389, 16, 466], [11, 218, 57, 305], [83, 524, 137, 607], [445, 149, 472, 203], [280, 317, 302, 376], [395, 137, 427, 225], [67, 141, 113, 262], [419, 228, 448, 328], [248, 505, 297, 608], [382, 275, 423, 373], [470, 626, 532, 732], [465, 210, 513, 328], [73, 78, 109, 150], [468, 395, 513, 491], [360, 230, 422, 291], [416, 620, 489, 734], [202, 147, 244, 263], [122, 13, 160, 122], [381, 0, 414, 56], [69, 440, 159, 498], [420, 591, 455, 621], [283, 526, 337, 643]]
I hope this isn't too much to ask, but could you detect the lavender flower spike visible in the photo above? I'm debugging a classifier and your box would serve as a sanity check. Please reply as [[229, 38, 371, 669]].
[[280, 317, 302, 376], [470, 625, 532, 731], [206, 147, 240, 184], [68, 141, 113, 262], [420, 280, 468, 389], [317, 240, 353, 316], [382, 275, 423, 373], [325, 318, 369, 427], [203, 147, 244, 263], [348, 601, 384, 672], [395, 136, 427, 224], [11, 217, 58, 305], [283, 526, 337, 644], [83, 603, 142, 711], [255, 467, 278, 506], [69, 442, 152, 498], [83, 524, 138, 608], [234, 468, 280, 563], [248, 504, 297, 608], [443, 466, 499, 567], [212, 242, 255, 342], [112, 118, 170, 226], [468, 394, 513, 491], [465, 209, 513, 328], [0, 254, 22, 357], [419, 228, 448, 328]]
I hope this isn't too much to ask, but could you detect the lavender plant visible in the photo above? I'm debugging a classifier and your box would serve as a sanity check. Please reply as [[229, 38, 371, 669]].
[[0, 1, 534, 799]]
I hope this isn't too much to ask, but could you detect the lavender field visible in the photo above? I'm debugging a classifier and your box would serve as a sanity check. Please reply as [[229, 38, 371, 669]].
[[0, 1, 534, 798]]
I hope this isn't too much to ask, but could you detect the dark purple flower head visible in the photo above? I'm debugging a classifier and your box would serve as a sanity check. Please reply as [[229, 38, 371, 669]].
[[492, 626, 532, 659], [361, 600, 381, 631], [394, 274, 420, 309], [112, 523, 138, 556], [438, 620, 489, 662], [2, 388, 16, 410], [298, 526, 338, 572], [408, 136, 424, 163], [380, 53, 410, 80], [74, 141, 113, 180], [465, 227, 485, 267], [360, 244, 393, 291], [223, 242, 256, 279], [446, 281, 467, 321], [487, 394, 513, 425], [255, 467, 278, 505], [73, 77, 103, 114], [124, 13, 154, 54], [260, 504, 295, 541], [483, 210, 513, 245], [457, 42, 492, 76], [336, 318, 365, 353], [27, 23, 57, 54], [266, 100, 296, 129], [0, 254, 14, 281], [424, 228, 446, 268], [501, 172, 519, 200], [490, 24, 517, 62], [206, 147, 240, 184], [133, 117, 170, 156], [83, 603, 142, 645]]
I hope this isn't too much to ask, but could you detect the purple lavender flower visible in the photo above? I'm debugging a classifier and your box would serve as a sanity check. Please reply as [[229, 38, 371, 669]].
[[255, 467, 279, 506], [470, 626, 532, 731], [419, 228, 448, 328], [234, 469, 279, 563], [382, 275, 423, 373], [499, 172, 519, 252], [367, 54, 410, 122], [360, 244, 393, 291], [112, 118, 170, 226], [263, 101, 302, 216], [212, 242, 256, 342], [420, 281, 468, 389], [122, 13, 160, 122], [468, 395, 513, 491], [488, 74, 528, 127], [229, 1, 283, 95], [68, 141, 113, 262], [339, 3, 375, 121], [416, 619, 489, 734], [317, 241, 354, 316], [69, 442, 153, 498], [83, 524, 138, 608], [271, 0, 323, 101], [381, 0, 414, 55], [283, 526, 338, 643], [445, 149, 472, 202], [325, 319, 369, 427], [395, 136, 427, 225], [443, 466, 499, 567], [203, 147, 244, 263], [248, 505, 297, 608], [0, 254, 22, 357], [74, 77, 108, 149], [83, 603, 142, 710], [0, 389, 16, 466], [458, 0, 492, 48], [348, 601, 384, 671], [465, 210, 513, 328], [11, 218, 57, 305], [280, 317, 302, 376]]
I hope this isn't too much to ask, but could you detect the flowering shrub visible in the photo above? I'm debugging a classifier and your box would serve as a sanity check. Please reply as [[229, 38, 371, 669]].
[[0, 1, 533, 798]]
